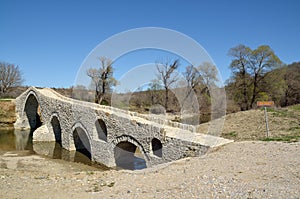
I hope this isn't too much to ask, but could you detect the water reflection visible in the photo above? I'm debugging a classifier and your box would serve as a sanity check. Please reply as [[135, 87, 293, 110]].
[[134, 148, 147, 170], [32, 141, 94, 166], [0, 129, 33, 151], [14, 129, 32, 150], [1, 129, 146, 170], [115, 147, 147, 170], [0, 129, 107, 170]]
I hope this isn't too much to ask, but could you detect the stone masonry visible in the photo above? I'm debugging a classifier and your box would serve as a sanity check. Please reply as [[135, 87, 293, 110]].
[[14, 87, 232, 168]]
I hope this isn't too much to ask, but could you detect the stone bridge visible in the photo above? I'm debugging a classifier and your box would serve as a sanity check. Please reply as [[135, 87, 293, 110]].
[[14, 87, 232, 169]]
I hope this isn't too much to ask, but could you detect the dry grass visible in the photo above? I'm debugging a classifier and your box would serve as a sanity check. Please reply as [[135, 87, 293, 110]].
[[0, 100, 16, 128], [216, 105, 300, 142]]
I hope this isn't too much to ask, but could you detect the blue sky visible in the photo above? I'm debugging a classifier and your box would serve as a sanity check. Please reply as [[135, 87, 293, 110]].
[[1, 0, 299, 88]]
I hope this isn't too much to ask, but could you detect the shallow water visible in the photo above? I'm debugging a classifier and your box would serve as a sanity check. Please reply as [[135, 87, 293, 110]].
[[0, 129, 33, 151], [0, 129, 107, 170], [0, 129, 146, 170]]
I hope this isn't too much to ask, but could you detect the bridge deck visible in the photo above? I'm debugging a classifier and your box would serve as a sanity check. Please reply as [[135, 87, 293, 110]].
[[164, 127, 232, 147], [38, 88, 232, 148]]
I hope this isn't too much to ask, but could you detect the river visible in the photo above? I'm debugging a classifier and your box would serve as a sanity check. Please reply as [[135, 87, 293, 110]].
[[0, 129, 146, 170], [0, 129, 107, 170]]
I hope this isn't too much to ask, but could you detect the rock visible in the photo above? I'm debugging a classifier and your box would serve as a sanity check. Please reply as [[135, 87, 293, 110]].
[[32, 125, 54, 142]]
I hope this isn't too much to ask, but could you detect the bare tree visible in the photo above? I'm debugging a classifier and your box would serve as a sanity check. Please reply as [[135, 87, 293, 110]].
[[183, 62, 218, 97], [184, 65, 201, 93], [148, 79, 163, 105], [198, 62, 218, 88], [156, 59, 179, 111], [87, 57, 117, 104], [181, 63, 219, 117], [0, 62, 23, 95], [181, 65, 201, 108]]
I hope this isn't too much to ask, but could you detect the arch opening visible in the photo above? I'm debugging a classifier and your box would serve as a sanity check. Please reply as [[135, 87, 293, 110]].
[[24, 94, 42, 130], [50, 116, 62, 145], [95, 119, 107, 142], [151, 138, 163, 158], [114, 141, 147, 170], [73, 127, 91, 159]]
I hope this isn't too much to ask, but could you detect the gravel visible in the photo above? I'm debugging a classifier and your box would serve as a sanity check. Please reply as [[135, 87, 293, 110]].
[[1, 141, 299, 198]]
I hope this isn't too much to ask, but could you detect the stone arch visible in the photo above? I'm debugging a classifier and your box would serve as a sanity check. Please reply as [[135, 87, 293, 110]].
[[151, 138, 163, 158], [72, 123, 92, 159], [23, 92, 42, 130], [113, 135, 148, 170], [50, 113, 62, 145], [95, 118, 107, 142]]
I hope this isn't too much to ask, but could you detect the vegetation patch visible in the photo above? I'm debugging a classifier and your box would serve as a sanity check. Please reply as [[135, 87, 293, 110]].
[[291, 104, 300, 111], [223, 131, 238, 139], [261, 132, 300, 143], [262, 108, 288, 117], [0, 98, 13, 101], [261, 136, 299, 143]]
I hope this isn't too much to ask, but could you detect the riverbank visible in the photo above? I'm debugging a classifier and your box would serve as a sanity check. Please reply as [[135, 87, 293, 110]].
[[0, 100, 16, 129], [1, 98, 299, 198], [1, 141, 299, 198]]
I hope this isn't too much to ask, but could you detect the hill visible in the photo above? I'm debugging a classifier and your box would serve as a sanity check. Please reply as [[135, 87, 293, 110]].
[[196, 104, 300, 142]]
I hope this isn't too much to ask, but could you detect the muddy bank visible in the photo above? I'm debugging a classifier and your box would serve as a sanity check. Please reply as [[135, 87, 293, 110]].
[[0, 100, 16, 129]]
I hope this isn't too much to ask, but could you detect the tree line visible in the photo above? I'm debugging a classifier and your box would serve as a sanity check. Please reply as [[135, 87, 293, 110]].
[[1, 44, 299, 115], [84, 45, 299, 114], [82, 56, 218, 115]]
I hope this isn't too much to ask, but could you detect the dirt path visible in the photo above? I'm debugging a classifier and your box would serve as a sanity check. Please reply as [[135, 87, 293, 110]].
[[1, 141, 299, 198]]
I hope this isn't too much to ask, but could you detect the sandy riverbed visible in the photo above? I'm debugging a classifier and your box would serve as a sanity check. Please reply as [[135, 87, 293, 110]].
[[1, 141, 299, 198]]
